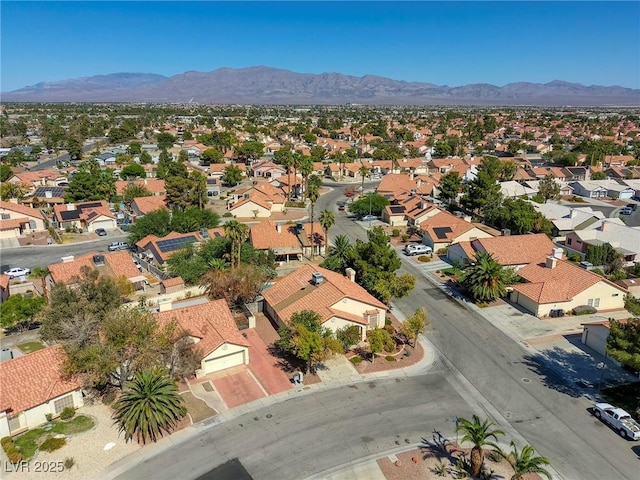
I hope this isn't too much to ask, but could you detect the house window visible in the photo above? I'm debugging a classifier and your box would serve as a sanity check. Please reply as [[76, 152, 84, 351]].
[[0, 213, 9, 220], [566, 238, 572, 246], [587, 298, 600, 308], [8, 414, 22, 433], [367, 313, 379, 328], [54, 394, 74, 414]]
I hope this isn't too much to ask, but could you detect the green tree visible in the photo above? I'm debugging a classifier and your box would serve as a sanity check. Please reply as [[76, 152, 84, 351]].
[[0, 182, 26, 201], [128, 209, 172, 243], [591, 171, 606, 180], [348, 193, 390, 216], [200, 148, 224, 165], [170, 206, 220, 233], [497, 441, 552, 480], [460, 251, 508, 303], [307, 175, 321, 259], [401, 307, 428, 347], [606, 318, 640, 371], [166, 243, 208, 285], [274, 147, 294, 201], [1, 164, 13, 182], [64, 160, 116, 202], [224, 220, 250, 268], [585, 243, 620, 270], [538, 174, 561, 203], [455, 415, 505, 478], [221, 164, 243, 187], [438, 171, 462, 204], [491, 198, 550, 235], [127, 142, 142, 155], [112, 369, 186, 444], [235, 141, 264, 163], [336, 325, 361, 351], [319, 209, 335, 243], [0, 294, 46, 330], [366, 328, 395, 362], [156, 132, 176, 150], [276, 310, 343, 373], [139, 150, 153, 165], [321, 234, 354, 273], [122, 183, 152, 206], [120, 164, 146, 180], [358, 164, 371, 194], [202, 263, 268, 310]]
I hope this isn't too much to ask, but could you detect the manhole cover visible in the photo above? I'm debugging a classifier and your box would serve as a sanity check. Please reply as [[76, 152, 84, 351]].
[[504, 411, 512, 419], [266, 414, 272, 419], [522, 378, 531, 383]]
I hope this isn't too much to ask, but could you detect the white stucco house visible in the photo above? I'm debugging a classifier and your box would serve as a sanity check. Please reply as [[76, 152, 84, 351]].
[[0, 345, 84, 437]]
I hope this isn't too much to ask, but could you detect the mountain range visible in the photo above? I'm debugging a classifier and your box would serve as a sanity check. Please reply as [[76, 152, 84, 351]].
[[2, 66, 639, 106]]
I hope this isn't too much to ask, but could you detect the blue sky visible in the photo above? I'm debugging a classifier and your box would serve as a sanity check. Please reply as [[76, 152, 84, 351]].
[[1, 2, 639, 92]]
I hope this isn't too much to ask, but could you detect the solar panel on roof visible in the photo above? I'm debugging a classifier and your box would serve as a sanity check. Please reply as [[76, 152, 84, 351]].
[[156, 236, 197, 252], [433, 226, 453, 240], [389, 206, 405, 214], [87, 211, 97, 220], [60, 210, 80, 220], [79, 202, 102, 209], [33, 186, 64, 198]]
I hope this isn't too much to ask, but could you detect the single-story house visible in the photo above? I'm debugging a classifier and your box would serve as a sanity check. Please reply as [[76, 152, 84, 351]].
[[155, 299, 250, 375], [0, 200, 47, 239], [510, 256, 627, 317], [52, 201, 117, 233], [130, 195, 168, 217], [565, 220, 640, 266], [531, 202, 603, 237], [250, 220, 302, 262], [420, 210, 494, 251], [262, 264, 388, 342], [0, 345, 84, 437]]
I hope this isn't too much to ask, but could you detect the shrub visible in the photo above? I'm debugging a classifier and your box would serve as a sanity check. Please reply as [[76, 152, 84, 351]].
[[437, 248, 447, 255], [222, 212, 233, 217], [45, 413, 53, 422], [59, 407, 76, 420], [591, 268, 605, 277], [7, 451, 22, 464], [391, 228, 400, 237], [385, 316, 392, 326], [40, 436, 66, 452], [572, 305, 597, 315], [1, 436, 13, 450], [385, 355, 396, 362], [401, 234, 409, 242], [383, 324, 395, 336], [64, 457, 75, 470], [349, 356, 363, 364], [568, 253, 581, 263], [417, 255, 431, 263]]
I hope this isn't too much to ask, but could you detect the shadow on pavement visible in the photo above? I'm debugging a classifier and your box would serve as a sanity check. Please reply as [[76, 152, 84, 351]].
[[195, 458, 253, 480]]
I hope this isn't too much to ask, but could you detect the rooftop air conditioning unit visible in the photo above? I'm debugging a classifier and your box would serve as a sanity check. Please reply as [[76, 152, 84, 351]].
[[93, 254, 105, 266], [311, 272, 324, 285]]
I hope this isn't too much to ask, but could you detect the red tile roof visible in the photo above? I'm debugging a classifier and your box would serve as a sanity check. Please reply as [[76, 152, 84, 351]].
[[0, 345, 82, 414], [0, 201, 45, 220], [155, 299, 250, 356], [131, 195, 168, 215], [250, 220, 300, 250], [472, 234, 556, 266]]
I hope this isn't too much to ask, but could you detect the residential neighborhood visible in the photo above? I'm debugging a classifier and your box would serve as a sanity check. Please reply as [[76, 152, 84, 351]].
[[1, 103, 639, 480]]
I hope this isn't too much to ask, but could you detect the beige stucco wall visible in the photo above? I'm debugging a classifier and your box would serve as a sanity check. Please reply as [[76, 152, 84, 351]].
[[201, 343, 248, 375], [331, 297, 382, 319], [425, 226, 493, 251], [383, 213, 407, 227], [87, 217, 117, 232], [0, 389, 84, 437], [581, 324, 609, 357], [231, 202, 271, 218], [323, 316, 366, 340], [446, 243, 469, 265], [0, 208, 46, 233]]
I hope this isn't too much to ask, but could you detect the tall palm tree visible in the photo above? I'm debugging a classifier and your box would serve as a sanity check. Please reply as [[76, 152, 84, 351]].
[[358, 163, 371, 197], [224, 220, 249, 268], [306, 175, 321, 259], [299, 155, 314, 198], [112, 369, 186, 445], [326, 234, 353, 272], [499, 441, 552, 480], [455, 415, 505, 478], [460, 251, 508, 303], [319, 209, 335, 249]]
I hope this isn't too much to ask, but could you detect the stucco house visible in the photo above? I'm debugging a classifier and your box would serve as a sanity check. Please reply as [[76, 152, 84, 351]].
[[564, 220, 640, 266], [0, 345, 84, 437], [155, 299, 250, 375], [420, 210, 494, 251], [510, 256, 627, 317], [531, 203, 604, 237], [0, 200, 47, 240], [263, 264, 387, 342], [52, 201, 117, 233]]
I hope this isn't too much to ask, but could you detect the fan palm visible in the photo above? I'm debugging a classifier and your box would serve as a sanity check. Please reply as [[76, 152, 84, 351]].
[[358, 164, 370, 196], [324, 234, 353, 272], [499, 441, 552, 480], [112, 369, 186, 444], [460, 251, 508, 302], [319, 209, 335, 245], [224, 220, 249, 268], [307, 175, 321, 259], [455, 415, 505, 478]]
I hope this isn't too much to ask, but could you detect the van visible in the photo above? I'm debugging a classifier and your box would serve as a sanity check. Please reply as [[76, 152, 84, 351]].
[[403, 244, 433, 256]]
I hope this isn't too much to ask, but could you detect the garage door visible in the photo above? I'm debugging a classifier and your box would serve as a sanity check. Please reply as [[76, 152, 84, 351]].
[[204, 350, 245, 373], [91, 219, 113, 232]]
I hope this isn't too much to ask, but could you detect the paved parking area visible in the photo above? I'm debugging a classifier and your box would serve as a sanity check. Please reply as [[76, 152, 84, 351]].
[[210, 366, 267, 409], [245, 329, 293, 395]]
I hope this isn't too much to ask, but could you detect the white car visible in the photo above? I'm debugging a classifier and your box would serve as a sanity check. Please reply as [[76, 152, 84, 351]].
[[593, 402, 640, 440], [361, 214, 377, 222], [3, 267, 31, 278], [404, 244, 433, 256]]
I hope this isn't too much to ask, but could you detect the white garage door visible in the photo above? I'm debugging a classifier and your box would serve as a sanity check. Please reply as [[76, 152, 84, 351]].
[[204, 350, 244, 373], [91, 219, 113, 232]]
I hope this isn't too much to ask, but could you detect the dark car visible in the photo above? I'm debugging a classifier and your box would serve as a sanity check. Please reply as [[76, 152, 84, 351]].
[[95, 228, 108, 236], [626, 203, 637, 211]]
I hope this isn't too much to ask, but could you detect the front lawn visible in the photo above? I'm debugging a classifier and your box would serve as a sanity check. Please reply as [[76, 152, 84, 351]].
[[13, 415, 95, 460], [17, 341, 45, 354]]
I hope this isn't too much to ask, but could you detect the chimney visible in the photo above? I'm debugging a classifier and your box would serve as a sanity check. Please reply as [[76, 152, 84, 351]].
[[552, 247, 564, 259], [569, 209, 578, 218], [158, 298, 173, 312], [345, 267, 356, 282], [545, 256, 557, 269], [501, 229, 511, 236], [276, 224, 282, 234]]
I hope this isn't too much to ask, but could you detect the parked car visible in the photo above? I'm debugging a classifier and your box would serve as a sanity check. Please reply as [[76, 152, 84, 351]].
[[3, 267, 31, 279], [95, 228, 108, 236], [620, 207, 633, 215], [361, 214, 377, 222], [404, 244, 433, 256], [626, 203, 637, 211], [592, 402, 640, 440], [108, 241, 129, 252], [338, 205, 346, 211]]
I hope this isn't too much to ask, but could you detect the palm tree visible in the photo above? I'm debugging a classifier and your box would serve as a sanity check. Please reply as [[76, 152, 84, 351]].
[[306, 175, 321, 259], [325, 234, 353, 272], [455, 415, 505, 478], [224, 220, 249, 268], [498, 441, 552, 480], [460, 251, 508, 303], [319, 209, 335, 248], [112, 369, 187, 444], [358, 163, 370, 197], [299, 155, 314, 198]]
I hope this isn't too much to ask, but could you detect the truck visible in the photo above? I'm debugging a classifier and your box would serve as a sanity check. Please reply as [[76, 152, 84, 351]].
[[592, 402, 640, 440]]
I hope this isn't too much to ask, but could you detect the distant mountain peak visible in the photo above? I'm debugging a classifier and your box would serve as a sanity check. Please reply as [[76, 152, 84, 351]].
[[2, 67, 638, 106]]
